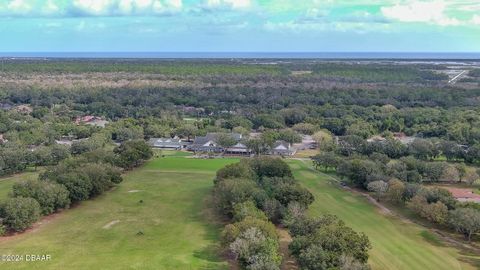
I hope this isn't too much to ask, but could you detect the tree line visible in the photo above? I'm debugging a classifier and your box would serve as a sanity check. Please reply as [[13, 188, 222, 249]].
[[214, 157, 370, 270], [0, 140, 152, 235]]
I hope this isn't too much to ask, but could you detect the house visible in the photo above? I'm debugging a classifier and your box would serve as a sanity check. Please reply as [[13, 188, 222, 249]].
[[75, 116, 109, 128], [188, 133, 244, 153], [148, 138, 190, 150], [443, 187, 480, 203], [270, 140, 296, 156], [187, 133, 224, 153], [225, 142, 252, 156]]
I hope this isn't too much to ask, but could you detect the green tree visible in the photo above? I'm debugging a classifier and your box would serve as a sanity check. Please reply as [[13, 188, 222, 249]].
[[12, 180, 70, 215], [448, 208, 480, 241], [0, 197, 41, 232]]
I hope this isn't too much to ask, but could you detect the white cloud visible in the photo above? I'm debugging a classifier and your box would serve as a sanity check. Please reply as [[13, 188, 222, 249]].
[[472, 15, 480, 25], [205, 0, 251, 10], [0, 0, 183, 17], [381, 1, 460, 26], [71, 0, 182, 15], [6, 0, 32, 14]]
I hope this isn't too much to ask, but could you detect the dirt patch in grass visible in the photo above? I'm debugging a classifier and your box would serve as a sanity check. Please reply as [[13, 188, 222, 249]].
[[102, 220, 120, 229]]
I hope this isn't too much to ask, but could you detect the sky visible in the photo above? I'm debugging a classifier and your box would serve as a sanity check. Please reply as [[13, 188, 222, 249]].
[[0, 0, 478, 52]]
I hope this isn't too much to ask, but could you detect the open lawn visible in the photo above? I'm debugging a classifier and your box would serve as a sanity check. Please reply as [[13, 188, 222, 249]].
[[0, 171, 38, 201], [0, 156, 238, 270], [288, 159, 480, 270]]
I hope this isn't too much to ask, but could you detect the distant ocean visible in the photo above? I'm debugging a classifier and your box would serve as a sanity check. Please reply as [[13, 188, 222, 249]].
[[1, 52, 480, 59]]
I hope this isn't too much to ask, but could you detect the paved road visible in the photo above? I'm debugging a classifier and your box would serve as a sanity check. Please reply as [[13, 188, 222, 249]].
[[448, 70, 467, 84]]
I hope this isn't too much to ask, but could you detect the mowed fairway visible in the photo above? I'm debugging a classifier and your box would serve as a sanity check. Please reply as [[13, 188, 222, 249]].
[[288, 160, 480, 270], [0, 154, 238, 270]]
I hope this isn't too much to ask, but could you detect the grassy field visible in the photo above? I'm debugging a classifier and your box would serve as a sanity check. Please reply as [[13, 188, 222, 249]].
[[0, 155, 238, 270], [0, 171, 38, 201], [288, 159, 480, 270]]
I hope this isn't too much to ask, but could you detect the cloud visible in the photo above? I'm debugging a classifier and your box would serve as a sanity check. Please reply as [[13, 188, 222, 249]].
[[381, 1, 460, 26], [203, 0, 252, 10], [0, 0, 183, 17], [472, 15, 480, 25]]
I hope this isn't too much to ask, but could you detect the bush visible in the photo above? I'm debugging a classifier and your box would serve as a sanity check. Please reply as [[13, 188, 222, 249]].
[[12, 180, 70, 215], [215, 161, 255, 185], [54, 172, 93, 202], [222, 216, 279, 245], [214, 178, 264, 216], [0, 197, 41, 232], [114, 140, 153, 169], [229, 227, 282, 270], [289, 215, 371, 269], [249, 157, 292, 179], [233, 201, 268, 222], [448, 208, 480, 241]]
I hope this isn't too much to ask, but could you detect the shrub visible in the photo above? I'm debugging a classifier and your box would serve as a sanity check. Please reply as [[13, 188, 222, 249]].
[[222, 216, 278, 245], [215, 161, 255, 185], [448, 208, 480, 241], [289, 215, 371, 269], [386, 179, 405, 204], [248, 157, 292, 179], [229, 227, 282, 270], [114, 140, 153, 169], [54, 172, 93, 202], [12, 180, 70, 215], [233, 201, 268, 222], [0, 197, 41, 232], [214, 178, 264, 216]]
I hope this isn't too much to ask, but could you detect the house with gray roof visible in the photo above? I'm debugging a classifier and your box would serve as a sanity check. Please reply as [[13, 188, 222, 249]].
[[225, 142, 252, 156], [148, 138, 190, 150], [270, 140, 296, 156], [188, 133, 244, 153]]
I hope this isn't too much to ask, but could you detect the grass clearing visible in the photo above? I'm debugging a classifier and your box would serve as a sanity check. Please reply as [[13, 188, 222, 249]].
[[0, 171, 38, 201], [0, 155, 238, 270], [288, 159, 480, 270]]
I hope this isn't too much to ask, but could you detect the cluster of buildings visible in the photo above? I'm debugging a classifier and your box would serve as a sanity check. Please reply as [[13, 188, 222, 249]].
[[148, 133, 297, 156]]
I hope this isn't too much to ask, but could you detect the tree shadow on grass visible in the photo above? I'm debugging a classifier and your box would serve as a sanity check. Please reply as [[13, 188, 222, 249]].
[[192, 188, 231, 267]]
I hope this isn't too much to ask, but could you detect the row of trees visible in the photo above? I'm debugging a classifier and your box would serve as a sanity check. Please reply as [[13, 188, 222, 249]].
[[0, 140, 152, 235], [214, 157, 312, 269], [214, 157, 370, 269], [333, 135, 480, 164], [369, 179, 480, 241], [314, 152, 477, 187]]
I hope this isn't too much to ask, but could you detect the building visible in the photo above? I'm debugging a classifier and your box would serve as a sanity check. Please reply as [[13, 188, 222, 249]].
[[225, 142, 252, 156], [75, 116, 109, 128], [188, 133, 244, 153], [187, 133, 224, 153], [148, 138, 190, 150], [270, 140, 296, 156]]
